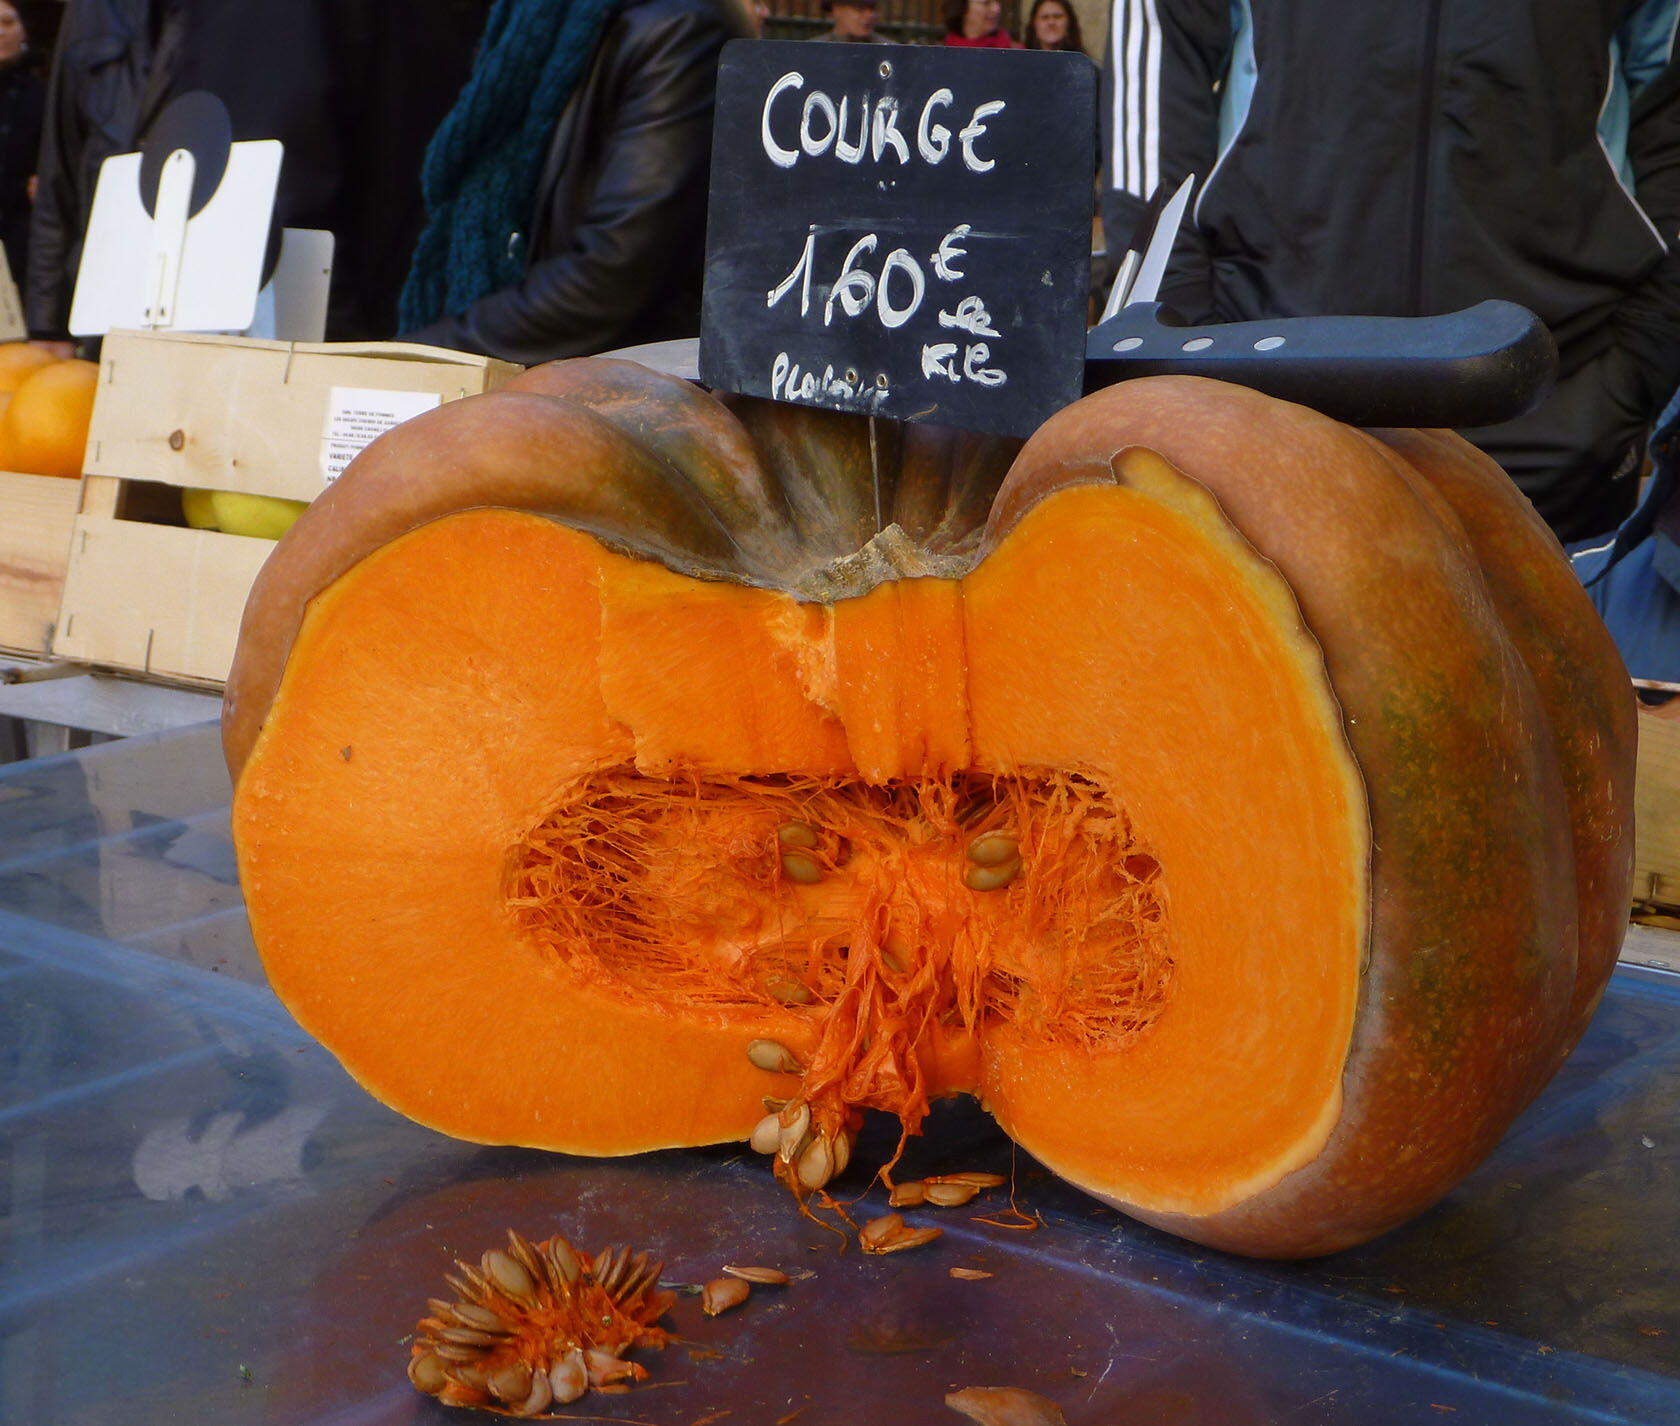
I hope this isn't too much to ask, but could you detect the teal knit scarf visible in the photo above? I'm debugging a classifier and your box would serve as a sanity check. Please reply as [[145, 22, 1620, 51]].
[[398, 0, 621, 331]]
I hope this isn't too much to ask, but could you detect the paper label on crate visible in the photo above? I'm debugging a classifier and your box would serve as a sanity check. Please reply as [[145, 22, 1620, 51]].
[[320, 388, 443, 483]]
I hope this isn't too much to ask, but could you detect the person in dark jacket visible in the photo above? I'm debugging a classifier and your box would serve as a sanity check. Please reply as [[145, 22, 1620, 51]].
[[398, 0, 746, 365], [25, 0, 487, 344], [0, 1, 43, 287], [1099, 1, 1680, 545]]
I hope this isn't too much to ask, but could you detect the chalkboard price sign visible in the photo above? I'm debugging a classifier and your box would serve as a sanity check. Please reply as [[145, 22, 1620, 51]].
[[699, 42, 1096, 439]]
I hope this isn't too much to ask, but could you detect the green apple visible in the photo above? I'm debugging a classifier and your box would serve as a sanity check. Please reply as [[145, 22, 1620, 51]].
[[209, 490, 310, 540], [180, 487, 219, 529]]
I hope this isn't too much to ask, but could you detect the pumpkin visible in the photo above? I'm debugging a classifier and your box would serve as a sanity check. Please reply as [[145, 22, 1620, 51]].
[[225, 361, 1634, 1259], [0, 341, 60, 393], [2, 357, 99, 479]]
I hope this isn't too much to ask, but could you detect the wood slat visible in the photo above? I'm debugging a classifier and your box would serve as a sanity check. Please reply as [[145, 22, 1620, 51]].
[[0, 472, 83, 655], [1634, 696, 1680, 910]]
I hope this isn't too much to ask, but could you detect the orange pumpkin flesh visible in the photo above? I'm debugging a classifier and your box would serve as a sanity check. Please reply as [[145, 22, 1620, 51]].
[[228, 364, 1632, 1259]]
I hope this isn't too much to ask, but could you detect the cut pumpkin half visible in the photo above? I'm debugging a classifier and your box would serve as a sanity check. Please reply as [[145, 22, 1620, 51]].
[[228, 364, 1633, 1258]]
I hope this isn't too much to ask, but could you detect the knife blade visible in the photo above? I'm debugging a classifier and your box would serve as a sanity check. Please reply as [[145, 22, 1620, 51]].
[[1084, 299, 1557, 428], [1121, 173, 1195, 311]]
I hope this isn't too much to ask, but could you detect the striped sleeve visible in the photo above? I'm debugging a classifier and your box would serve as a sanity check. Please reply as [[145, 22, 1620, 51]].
[[1098, 0, 1233, 313], [1108, 0, 1168, 198]]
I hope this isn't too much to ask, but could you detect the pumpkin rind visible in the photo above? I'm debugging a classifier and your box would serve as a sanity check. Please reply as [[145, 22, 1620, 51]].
[[226, 363, 1630, 1260], [1000, 378, 1596, 1255], [1366, 426, 1635, 1066]]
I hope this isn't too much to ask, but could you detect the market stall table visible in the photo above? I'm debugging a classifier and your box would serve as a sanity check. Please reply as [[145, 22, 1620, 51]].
[[0, 658, 225, 762], [1, 724, 1676, 1425]]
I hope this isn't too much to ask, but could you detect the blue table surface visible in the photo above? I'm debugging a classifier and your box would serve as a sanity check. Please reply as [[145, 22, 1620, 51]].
[[1, 723, 1677, 1425]]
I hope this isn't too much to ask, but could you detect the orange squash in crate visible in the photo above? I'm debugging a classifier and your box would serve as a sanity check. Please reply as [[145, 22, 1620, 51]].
[[1, 356, 98, 479], [0, 341, 60, 394], [223, 361, 1635, 1259]]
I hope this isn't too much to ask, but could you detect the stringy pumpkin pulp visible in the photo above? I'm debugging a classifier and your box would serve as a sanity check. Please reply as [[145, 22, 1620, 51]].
[[507, 767, 1173, 1199]]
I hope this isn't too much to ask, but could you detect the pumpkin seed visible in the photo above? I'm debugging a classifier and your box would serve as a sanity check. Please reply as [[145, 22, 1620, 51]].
[[761, 1095, 789, 1113], [438, 1324, 501, 1348], [584, 1349, 640, 1387], [702, 1276, 752, 1316], [505, 1230, 546, 1285], [949, 1268, 994, 1280], [722, 1265, 790, 1285], [549, 1350, 588, 1404], [924, 1181, 979, 1207], [928, 1172, 1008, 1189], [454, 1363, 489, 1392], [749, 1111, 782, 1154], [482, 1248, 535, 1301], [487, 1362, 532, 1404], [747, 1038, 802, 1074], [763, 975, 813, 1005], [796, 1134, 834, 1190], [425, 1297, 453, 1321], [546, 1236, 581, 1286], [776, 820, 820, 849], [875, 1225, 943, 1254], [859, 1211, 945, 1254], [439, 1381, 491, 1408], [967, 831, 1020, 866], [779, 850, 824, 884], [889, 1180, 928, 1208], [945, 1386, 1066, 1426], [450, 1302, 509, 1333], [408, 1353, 448, 1394], [594, 1244, 625, 1291], [777, 1102, 812, 1163], [430, 1340, 480, 1364], [512, 1367, 552, 1418], [832, 1129, 853, 1177], [965, 856, 1021, 892], [620, 1250, 659, 1301], [860, 1212, 907, 1250]]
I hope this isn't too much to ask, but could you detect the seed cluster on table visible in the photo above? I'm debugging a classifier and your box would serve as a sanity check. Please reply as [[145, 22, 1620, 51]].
[[408, 1175, 1014, 1416], [407, 1230, 674, 1417]]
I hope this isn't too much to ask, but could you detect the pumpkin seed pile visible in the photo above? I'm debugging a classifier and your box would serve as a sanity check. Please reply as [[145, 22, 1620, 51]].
[[407, 1229, 674, 1416], [745, 1083, 861, 1196]]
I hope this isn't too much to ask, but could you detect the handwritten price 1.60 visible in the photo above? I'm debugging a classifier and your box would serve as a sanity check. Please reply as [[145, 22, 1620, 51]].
[[766, 224, 1004, 387]]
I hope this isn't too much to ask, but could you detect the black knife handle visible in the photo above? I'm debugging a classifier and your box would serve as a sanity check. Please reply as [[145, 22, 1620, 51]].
[[1084, 299, 1558, 429]]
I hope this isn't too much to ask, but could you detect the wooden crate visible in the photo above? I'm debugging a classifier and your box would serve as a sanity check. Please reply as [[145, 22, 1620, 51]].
[[1634, 690, 1680, 911], [52, 331, 520, 686], [0, 471, 82, 656]]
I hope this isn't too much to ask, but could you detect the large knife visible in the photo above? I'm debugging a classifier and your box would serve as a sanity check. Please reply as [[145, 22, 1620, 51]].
[[620, 177, 1560, 430], [1088, 174, 1557, 428]]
